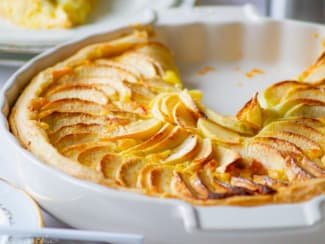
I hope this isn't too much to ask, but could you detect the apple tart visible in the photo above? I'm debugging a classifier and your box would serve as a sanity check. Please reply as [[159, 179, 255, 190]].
[[9, 29, 325, 206]]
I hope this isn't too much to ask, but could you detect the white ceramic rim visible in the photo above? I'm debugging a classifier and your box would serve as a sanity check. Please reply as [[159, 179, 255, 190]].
[[1, 5, 325, 232]]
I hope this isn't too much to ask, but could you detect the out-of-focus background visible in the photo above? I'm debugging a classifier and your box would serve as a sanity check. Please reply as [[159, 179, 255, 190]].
[[200, 0, 325, 23]]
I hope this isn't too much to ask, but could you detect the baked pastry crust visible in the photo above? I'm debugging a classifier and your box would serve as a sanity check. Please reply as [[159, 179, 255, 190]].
[[9, 28, 325, 206]]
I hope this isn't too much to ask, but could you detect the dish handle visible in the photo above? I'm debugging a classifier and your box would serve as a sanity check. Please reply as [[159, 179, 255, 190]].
[[177, 196, 325, 231]]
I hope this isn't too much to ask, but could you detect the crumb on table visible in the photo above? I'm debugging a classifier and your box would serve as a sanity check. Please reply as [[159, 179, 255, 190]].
[[313, 32, 319, 39], [245, 68, 264, 78], [197, 66, 215, 75]]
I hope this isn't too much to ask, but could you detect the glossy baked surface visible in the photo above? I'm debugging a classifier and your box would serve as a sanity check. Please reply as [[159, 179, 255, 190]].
[[9, 29, 325, 205]]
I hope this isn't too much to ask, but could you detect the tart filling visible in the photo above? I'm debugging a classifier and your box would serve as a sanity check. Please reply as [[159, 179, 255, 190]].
[[9, 29, 325, 206]]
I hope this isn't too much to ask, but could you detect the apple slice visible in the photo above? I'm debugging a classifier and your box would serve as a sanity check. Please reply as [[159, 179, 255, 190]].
[[284, 86, 325, 103], [74, 64, 138, 83], [298, 52, 325, 82], [135, 164, 157, 190], [145, 166, 174, 194], [126, 123, 173, 154], [241, 141, 286, 171], [237, 93, 263, 129], [57, 76, 132, 102], [77, 145, 116, 169], [150, 94, 168, 121], [230, 177, 275, 194], [203, 107, 256, 136], [172, 102, 197, 128], [170, 172, 197, 199], [44, 82, 116, 98], [260, 120, 325, 149], [106, 118, 162, 140], [215, 146, 241, 173], [55, 133, 99, 150], [197, 118, 242, 144], [138, 126, 189, 155], [163, 135, 199, 164], [285, 157, 313, 182], [41, 112, 124, 133], [193, 138, 214, 164], [114, 52, 158, 78], [116, 158, 145, 187], [254, 137, 303, 157], [39, 98, 114, 118], [285, 103, 325, 118], [299, 157, 325, 178], [46, 86, 109, 105], [97, 153, 123, 180], [94, 59, 141, 80], [61, 143, 89, 161], [253, 175, 288, 189], [277, 98, 325, 115], [161, 94, 179, 122], [49, 123, 105, 144], [133, 42, 177, 77], [259, 131, 322, 159], [179, 89, 203, 118], [262, 80, 306, 107]]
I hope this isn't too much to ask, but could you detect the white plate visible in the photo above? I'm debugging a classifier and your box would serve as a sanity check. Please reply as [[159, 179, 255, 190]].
[[0, 179, 43, 244], [0, 0, 194, 53]]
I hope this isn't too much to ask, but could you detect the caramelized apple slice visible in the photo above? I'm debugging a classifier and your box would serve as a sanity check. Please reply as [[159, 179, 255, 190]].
[[253, 175, 288, 189], [254, 137, 303, 157], [299, 157, 325, 178], [197, 118, 242, 144], [163, 135, 199, 164], [106, 118, 162, 140], [242, 142, 287, 171], [150, 94, 168, 121], [260, 120, 325, 149], [285, 157, 313, 182], [230, 176, 275, 194], [215, 146, 241, 173], [259, 131, 322, 159], [237, 93, 263, 129]]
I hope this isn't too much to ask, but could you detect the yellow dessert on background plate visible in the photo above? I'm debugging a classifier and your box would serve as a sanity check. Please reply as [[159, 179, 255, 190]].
[[0, 0, 95, 29]]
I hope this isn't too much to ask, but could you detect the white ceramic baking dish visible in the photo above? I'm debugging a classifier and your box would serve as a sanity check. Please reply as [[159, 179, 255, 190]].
[[1, 5, 325, 244]]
